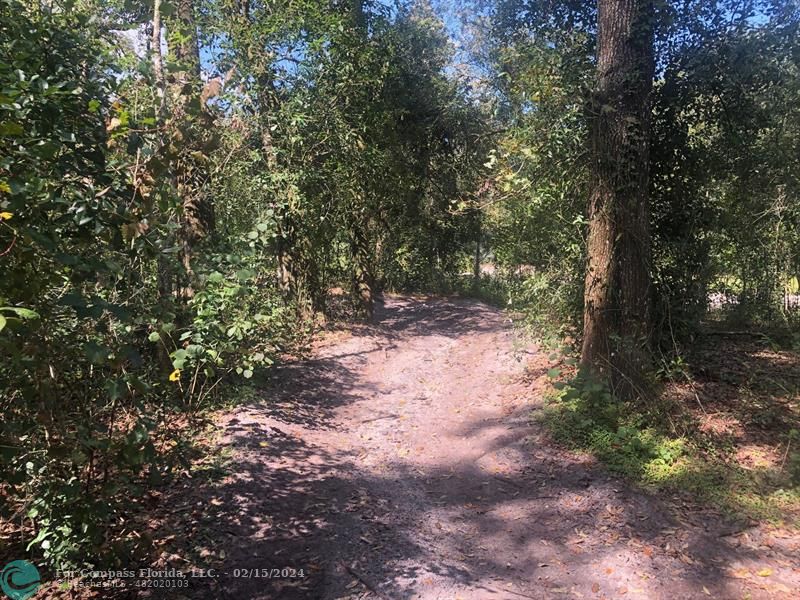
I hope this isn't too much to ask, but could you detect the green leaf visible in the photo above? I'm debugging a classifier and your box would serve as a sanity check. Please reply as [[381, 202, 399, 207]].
[[148, 332, 161, 342], [0, 121, 23, 136], [84, 342, 109, 364], [105, 378, 124, 401], [186, 344, 204, 358], [1, 306, 39, 319], [547, 368, 561, 379]]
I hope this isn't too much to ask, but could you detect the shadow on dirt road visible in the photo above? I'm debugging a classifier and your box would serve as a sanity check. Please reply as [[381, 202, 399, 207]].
[[151, 296, 799, 599]]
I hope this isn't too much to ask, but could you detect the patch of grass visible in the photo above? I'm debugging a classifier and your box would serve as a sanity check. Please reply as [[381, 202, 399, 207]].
[[539, 374, 800, 527], [214, 380, 263, 411], [188, 431, 234, 485], [455, 274, 580, 351], [451, 273, 509, 307]]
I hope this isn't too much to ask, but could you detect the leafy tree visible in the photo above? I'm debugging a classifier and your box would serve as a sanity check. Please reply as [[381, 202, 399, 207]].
[[1, 0, 489, 568]]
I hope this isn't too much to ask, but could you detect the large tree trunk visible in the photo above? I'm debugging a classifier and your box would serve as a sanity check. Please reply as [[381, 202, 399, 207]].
[[581, 0, 655, 398]]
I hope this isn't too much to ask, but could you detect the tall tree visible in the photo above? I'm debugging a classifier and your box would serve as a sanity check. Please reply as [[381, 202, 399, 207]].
[[581, 0, 656, 396], [165, 0, 214, 298]]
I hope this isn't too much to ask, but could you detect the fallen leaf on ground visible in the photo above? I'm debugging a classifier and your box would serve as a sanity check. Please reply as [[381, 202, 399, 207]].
[[730, 568, 751, 579]]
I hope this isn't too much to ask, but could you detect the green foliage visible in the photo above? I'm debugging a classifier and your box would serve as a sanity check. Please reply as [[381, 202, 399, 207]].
[[0, 0, 146, 565], [4, 0, 800, 573], [0, 0, 491, 571], [466, 0, 593, 337], [0, 0, 293, 567], [481, 0, 800, 346], [651, 2, 800, 334], [542, 368, 800, 523]]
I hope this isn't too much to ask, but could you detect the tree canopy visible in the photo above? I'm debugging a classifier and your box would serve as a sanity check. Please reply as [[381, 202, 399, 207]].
[[1, 0, 799, 573]]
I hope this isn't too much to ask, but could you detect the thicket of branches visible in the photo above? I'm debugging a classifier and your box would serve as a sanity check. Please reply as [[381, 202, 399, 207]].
[[480, 0, 800, 345], [0, 0, 488, 566], [1, 0, 798, 570]]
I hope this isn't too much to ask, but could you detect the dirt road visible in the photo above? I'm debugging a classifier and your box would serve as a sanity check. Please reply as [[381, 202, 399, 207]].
[[184, 296, 799, 599]]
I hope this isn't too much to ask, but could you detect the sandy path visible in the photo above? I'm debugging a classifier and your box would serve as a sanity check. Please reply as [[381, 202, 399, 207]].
[[186, 295, 799, 599]]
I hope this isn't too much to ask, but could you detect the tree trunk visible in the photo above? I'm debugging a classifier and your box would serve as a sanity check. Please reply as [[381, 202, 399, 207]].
[[350, 219, 374, 320], [166, 0, 213, 300], [151, 0, 165, 119], [151, 0, 172, 302], [581, 0, 655, 398], [473, 216, 481, 288], [257, 87, 308, 317]]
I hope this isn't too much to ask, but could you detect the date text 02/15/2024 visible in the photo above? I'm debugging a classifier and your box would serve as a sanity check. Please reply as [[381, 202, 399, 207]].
[[54, 567, 306, 588]]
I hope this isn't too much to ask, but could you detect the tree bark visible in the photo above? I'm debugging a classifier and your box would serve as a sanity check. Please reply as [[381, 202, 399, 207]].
[[151, 0, 165, 119], [151, 0, 173, 302], [233, 0, 309, 316], [473, 216, 481, 288], [581, 0, 656, 398], [166, 0, 213, 300], [350, 217, 374, 320], [256, 78, 308, 316]]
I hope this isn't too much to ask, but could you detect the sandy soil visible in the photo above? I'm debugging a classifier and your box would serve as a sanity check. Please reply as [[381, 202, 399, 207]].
[[174, 295, 799, 599]]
